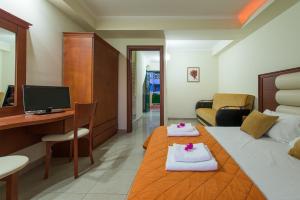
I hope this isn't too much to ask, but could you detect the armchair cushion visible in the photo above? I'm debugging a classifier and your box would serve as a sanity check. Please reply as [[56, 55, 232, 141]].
[[212, 93, 255, 110], [196, 93, 255, 126], [196, 108, 217, 126]]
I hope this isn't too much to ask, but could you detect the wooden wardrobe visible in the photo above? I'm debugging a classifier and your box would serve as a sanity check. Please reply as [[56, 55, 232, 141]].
[[63, 32, 119, 148]]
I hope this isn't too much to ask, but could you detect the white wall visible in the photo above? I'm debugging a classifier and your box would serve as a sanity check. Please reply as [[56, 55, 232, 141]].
[[0, 0, 85, 164], [142, 52, 160, 71], [218, 1, 300, 107], [0, 0, 85, 86], [135, 52, 147, 120], [167, 50, 218, 118], [104, 38, 165, 130]]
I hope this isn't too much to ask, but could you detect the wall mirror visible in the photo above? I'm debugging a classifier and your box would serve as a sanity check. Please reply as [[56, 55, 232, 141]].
[[0, 8, 30, 117], [0, 27, 16, 108]]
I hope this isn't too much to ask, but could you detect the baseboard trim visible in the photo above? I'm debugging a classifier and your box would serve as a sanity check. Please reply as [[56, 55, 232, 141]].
[[117, 129, 127, 134], [133, 114, 143, 122]]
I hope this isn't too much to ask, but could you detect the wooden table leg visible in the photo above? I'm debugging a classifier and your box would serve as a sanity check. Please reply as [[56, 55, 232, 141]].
[[6, 173, 18, 200]]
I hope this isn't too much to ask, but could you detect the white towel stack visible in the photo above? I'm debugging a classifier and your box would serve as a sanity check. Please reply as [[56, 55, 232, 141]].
[[174, 143, 211, 162], [166, 143, 218, 171], [167, 123, 199, 136]]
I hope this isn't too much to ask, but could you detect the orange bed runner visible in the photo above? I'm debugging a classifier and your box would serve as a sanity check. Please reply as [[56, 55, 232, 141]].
[[128, 125, 266, 200]]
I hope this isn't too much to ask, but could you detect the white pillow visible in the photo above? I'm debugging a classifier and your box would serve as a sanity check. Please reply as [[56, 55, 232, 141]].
[[263, 109, 300, 143]]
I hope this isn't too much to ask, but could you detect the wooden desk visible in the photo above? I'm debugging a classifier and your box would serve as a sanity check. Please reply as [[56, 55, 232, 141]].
[[0, 111, 74, 156], [0, 111, 74, 131], [0, 111, 74, 200]]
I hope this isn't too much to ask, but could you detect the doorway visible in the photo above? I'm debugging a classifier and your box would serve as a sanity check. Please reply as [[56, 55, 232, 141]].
[[127, 46, 164, 133]]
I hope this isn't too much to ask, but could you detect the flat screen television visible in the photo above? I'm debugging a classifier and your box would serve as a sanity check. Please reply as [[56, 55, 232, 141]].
[[23, 85, 71, 114]]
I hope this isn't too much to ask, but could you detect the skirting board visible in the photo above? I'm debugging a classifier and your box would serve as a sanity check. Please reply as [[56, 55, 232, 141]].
[[117, 129, 127, 134], [133, 114, 143, 123]]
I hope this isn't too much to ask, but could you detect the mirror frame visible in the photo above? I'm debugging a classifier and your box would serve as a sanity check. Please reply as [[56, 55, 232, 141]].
[[0, 8, 31, 117]]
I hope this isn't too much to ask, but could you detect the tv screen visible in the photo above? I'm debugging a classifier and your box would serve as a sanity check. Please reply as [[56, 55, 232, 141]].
[[23, 85, 70, 113]]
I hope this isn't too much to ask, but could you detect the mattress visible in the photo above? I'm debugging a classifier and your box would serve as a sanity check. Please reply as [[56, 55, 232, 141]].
[[128, 125, 266, 200], [206, 127, 300, 200]]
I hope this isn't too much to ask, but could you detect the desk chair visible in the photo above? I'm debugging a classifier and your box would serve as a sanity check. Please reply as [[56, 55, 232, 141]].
[[42, 102, 97, 179], [0, 156, 29, 200]]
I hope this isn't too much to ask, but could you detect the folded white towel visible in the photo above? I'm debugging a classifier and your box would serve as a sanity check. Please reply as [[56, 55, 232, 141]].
[[166, 146, 218, 171], [174, 143, 211, 162], [167, 127, 199, 137], [168, 123, 194, 132]]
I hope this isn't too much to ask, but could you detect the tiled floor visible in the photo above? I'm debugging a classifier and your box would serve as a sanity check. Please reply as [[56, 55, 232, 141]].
[[0, 112, 197, 200]]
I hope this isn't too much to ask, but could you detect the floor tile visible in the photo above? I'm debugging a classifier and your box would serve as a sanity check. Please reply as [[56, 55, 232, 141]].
[[83, 194, 126, 200], [30, 193, 85, 200], [41, 175, 98, 194], [87, 169, 136, 195], [92, 154, 144, 171]]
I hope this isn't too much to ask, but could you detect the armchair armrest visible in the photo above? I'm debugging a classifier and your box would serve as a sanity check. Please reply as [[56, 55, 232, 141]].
[[215, 109, 250, 126], [195, 100, 213, 110]]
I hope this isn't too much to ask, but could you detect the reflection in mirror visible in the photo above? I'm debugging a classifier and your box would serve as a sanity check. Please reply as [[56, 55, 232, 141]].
[[0, 27, 15, 108]]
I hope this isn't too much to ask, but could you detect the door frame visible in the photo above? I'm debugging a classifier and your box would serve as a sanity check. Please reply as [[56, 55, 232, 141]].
[[127, 45, 164, 133]]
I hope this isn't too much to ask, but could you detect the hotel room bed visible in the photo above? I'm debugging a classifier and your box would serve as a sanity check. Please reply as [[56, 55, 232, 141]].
[[128, 125, 266, 200], [129, 67, 300, 200], [129, 125, 300, 200], [207, 127, 300, 200]]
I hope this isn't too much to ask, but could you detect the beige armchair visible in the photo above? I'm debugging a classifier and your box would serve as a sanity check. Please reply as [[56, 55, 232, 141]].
[[195, 93, 255, 126]]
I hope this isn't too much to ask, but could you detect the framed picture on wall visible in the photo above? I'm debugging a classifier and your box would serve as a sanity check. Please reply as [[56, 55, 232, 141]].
[[187, 67, 200, 82]]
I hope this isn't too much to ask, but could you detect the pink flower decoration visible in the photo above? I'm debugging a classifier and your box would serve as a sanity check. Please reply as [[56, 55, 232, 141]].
[[184, 143, 193, 151], [177, 122, 186, 128]]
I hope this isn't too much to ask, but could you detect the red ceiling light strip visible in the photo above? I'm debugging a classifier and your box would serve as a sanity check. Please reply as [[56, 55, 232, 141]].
[[238, 0, 268, 24]]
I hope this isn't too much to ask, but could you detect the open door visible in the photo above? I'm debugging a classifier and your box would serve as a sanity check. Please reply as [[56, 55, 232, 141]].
[[127, 46, 164, 133]]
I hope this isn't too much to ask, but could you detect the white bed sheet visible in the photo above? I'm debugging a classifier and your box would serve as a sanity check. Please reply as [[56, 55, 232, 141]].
[[206, 127, 300, 200]]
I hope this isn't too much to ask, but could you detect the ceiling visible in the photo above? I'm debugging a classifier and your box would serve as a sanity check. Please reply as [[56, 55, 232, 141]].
[[167, 40, 221, 51], [80, 0, 250, 18], [49, 0, 298, 42], [97, 30, 165, 39]]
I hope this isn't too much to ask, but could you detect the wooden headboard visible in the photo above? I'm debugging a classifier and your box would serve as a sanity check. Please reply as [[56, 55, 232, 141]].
[[258, 67, 300, 112]]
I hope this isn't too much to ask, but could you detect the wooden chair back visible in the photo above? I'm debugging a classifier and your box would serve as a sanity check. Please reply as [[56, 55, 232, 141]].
[[74, 102, 97, 136]]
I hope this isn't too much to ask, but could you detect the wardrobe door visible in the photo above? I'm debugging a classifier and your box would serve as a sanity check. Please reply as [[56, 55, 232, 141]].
[[92, 36, 119, 145], [63, 34, 93, 105]]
